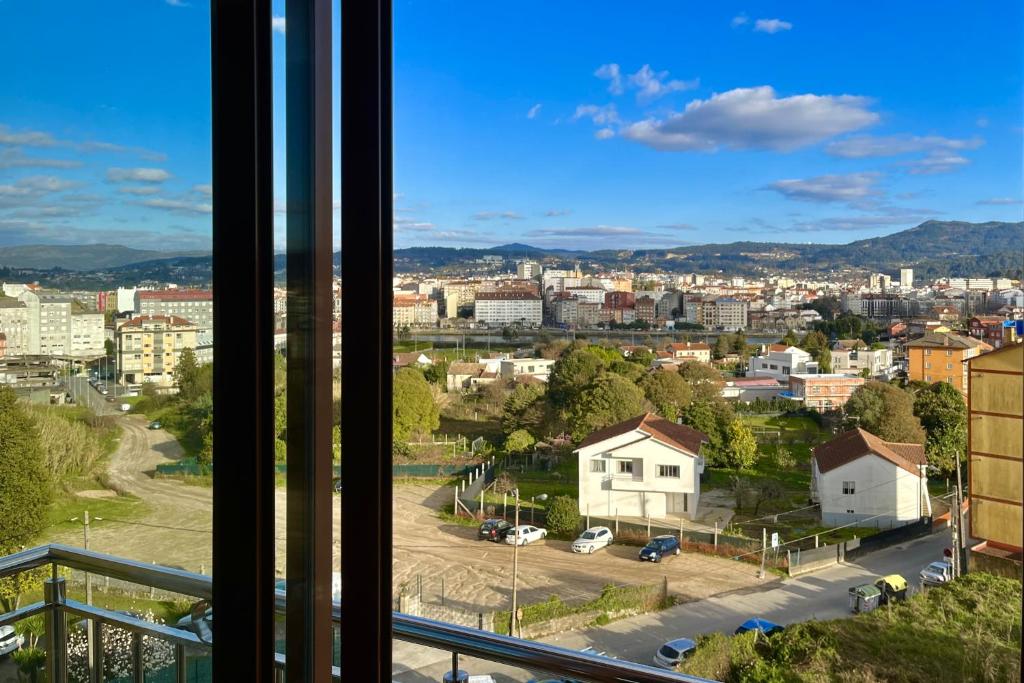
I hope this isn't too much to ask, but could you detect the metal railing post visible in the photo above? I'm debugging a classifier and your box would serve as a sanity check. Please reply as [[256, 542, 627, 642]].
[[132, 631, 144, 683], [43, 575, 68, 683], [175, 643, 187, 683], [89, 620, 104, 683]]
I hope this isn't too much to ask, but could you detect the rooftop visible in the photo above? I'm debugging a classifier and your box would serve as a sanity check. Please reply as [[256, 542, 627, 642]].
[[813, 428, 926, 476], [905, 331, 992, 350], [576, 412, 707, 455]]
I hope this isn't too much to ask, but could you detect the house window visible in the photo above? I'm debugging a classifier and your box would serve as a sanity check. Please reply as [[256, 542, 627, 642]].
[[616, 460, 633, 475], [946, 376, 953, 383], [657, 465, 680, 478], [782, 367, 790, 375], [946, 363, 952, 370], [842, 481, 856, 495], [945, 350, 953, 357], [924, 362, 931, 369], [925, 349, 931, 356], [590, 459, 606, 473]]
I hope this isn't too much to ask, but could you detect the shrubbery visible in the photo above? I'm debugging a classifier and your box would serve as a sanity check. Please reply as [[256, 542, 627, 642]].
[[544, 495, 581, 537]]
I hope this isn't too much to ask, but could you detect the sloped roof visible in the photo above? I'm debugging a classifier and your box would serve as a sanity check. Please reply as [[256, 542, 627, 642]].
[[834, 339, 867, 350], [576, 412, 707, 455], [667, 342, 710, 352], [448, 362, 485, 375], [905, 332, 992, 351], [813, 428, 926, 476]]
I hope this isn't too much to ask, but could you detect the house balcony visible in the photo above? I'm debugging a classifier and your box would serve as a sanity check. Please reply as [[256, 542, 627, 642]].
[[0, 544, 708, 683]]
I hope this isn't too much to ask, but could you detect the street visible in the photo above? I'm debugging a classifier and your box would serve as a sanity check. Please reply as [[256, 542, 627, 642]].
[[396, 528, 952, 681]]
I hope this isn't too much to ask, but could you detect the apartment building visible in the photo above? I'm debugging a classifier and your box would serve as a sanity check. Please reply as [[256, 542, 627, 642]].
[[499, 357, 556, 382], [786, 374, 865, 411], [905, 332, 992, 395], [715, 298, 749, 331], [830, 340, 893, 378], [577, 301, 601, 328], [966, 341, 1022, 579], [15, 291, 104, 357], [392, 293, 437, 327], [116, 315, 199, 385], [136, 290, 214, 336], [969, 315, 1011, 349], [473, 291, 542, 326], [550, 297, 578, 326], [635, 296, 656, 324], [0, 297, 30, 356], [516, 260, 541, 279], [442, 280, 484, 309], [566, 286, 606, 306]]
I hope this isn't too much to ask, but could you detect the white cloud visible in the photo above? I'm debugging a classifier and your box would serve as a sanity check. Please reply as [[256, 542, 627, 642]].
[[976, 197, 1023, 206], [138, 197, 212, 214], [573, 104, 620, 126], [78, 140, 167, 162], [594, 63, 623, 95], [272, 16, 286, 34], [106, 167, 171, 183], [0, 148, 81, 169], [527, 226, 646, 237], [619, 86, 877, 152], [825, 134, 983, 159], [906, 153, 970, 175], [472, 211, 525, 221], [595, 127, 615, 140], [0, 124, 59, 147], [657, 223, 697, 231], [627, 65, 699, 103], [766, 173, 881, 204], [193, 184, 213, 195], [543, 209, 572, 217], [165, 0, 189, 6], [976, 117, 989, 128], [526, 104, 542, 120], [731, 14, 749, 27], [118, 186, 162, 196], [754, 18, 792, 34]]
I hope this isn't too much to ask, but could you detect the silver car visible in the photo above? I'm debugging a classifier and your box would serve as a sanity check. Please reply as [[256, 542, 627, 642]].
[[0, 625, 25, 656], [571, 526, 614, 554]]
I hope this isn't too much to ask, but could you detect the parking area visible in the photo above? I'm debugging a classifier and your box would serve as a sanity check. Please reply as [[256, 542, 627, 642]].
[[391, 485, 773, 613]]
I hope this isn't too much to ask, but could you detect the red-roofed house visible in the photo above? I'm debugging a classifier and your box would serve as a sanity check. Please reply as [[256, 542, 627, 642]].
[[664, 341, 711, 363], [811, 428, 930, 528], [575, 413, 708, 519]]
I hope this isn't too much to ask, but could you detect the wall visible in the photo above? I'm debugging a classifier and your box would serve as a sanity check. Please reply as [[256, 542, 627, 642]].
[[818, 456, 923, 527]]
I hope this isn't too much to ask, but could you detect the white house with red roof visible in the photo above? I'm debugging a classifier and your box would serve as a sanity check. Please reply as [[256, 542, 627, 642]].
[[575, 413, 708, 519], [811, 428, 930, 528]]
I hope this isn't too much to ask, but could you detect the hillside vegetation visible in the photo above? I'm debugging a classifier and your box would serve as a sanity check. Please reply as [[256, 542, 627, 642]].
[[680, 572, 1021, 683]]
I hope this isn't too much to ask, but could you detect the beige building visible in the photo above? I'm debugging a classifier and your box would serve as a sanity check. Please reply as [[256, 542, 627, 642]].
[[136, 289, 214, 336], [16, 291, 104, 357], [966, 341, 1023, 578], [393, 294, 437, 327], [117, 315, 199, 385], [0, 297, 31, 356]]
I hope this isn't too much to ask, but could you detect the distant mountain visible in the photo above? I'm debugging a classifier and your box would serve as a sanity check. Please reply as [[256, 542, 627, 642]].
[[0, 244, 209, 271], [1, 221, 1019, 288]]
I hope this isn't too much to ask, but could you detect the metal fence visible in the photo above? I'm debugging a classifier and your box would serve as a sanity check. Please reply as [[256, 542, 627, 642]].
[[788, 516, 934, 576]]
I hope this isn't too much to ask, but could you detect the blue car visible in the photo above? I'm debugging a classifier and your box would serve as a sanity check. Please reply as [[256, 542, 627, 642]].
[[734, 618, 784, 636], [638, 535, 680, 563]]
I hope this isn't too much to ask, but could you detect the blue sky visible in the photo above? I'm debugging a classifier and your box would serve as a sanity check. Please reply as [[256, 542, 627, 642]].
[[1, 1, 1021, 253]]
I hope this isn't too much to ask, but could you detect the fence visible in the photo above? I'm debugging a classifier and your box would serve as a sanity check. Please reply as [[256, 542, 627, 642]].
[[154, 457, 211, 477], [157, 460, 480, 479], [453, 457, 497, 515], [788, 516, 934, 576], [396, 592, 493, 632]]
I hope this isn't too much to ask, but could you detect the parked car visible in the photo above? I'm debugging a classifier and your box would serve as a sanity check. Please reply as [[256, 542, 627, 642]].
[[149, 421, 162, 430], [571, 526, 613, 554], [504, 525, 546, 546], [478, 519, 513, 542], [734, 618, 784, 636], [638, 535, 680, 562], [652, 637, 696, 669], [920, 561, 953, 587], [0, 625, 25, 657]]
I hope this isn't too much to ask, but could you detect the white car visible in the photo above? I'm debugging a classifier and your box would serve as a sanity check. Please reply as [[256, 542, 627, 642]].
[[0, 625, 25, 656], [571, 526, 614, 554], [504, 525, 547, 546], [920, 560, 953, 587]]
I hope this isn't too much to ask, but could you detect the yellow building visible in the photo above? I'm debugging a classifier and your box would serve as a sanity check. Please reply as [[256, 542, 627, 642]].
[[116, 315, 199, 386], [905, 331, 991, 396], [966, 340, 1023, 578]]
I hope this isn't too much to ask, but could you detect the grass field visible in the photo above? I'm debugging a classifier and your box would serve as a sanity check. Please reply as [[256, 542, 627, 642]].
[[680, 572, 1022, 682], [46, 484, 150, 540]]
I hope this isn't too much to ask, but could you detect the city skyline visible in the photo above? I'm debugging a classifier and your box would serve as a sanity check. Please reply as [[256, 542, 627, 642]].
[[0, 1, 1022, 252]]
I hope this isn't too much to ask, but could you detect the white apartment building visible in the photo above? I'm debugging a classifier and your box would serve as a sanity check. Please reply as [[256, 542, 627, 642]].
[[68, 312, 105, 357], [474, 292, 542, 326], [136, 290, 214, 336], [0, 298, 30, 356], [442, 280, 484, 308], [747, 344, 815, 381], [498, 358, 556, 382], [899, 268, 914, 289], [565, 286, 606, 306], [830, 340, 893, 378], [116, 287, 139, 314], [551, 297, 578, 326], [392, 294, 437, 327], [516, 261, 541, 279], [715, 298, 749, 331], [16, 292, 100, 357]]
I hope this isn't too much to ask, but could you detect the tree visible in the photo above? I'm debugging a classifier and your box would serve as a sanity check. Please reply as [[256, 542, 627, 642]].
[[845, 381, 925, 444], [504, 429, 535, 454], [723, 419, 759, 470], [628, 349, 655, 367], [547, 349, 606, 409], [677, 361, 724, 403], [423, 359, 449, 387], [752, 479, 784, 515], [680, 398, 735, 467], [567, 373, 647, 441], [396, 325, 411, 341], [639, 371, 692, 422], [608, 359, 644, 383], [914, 381, 967, 474], [816, 346, 833, 374], [0, 387, 52, 611], [104, 338, 115, 357], [545, 495, 581, 537], [501, 326, 519, 341], [801, 330, 828, 354], [175, 348, 200, 401], [392, 368, 440, 441], [713, 335, 731, 360], [771, 444, 795, 470], [731, 331, 747, 355], [781, 329, 799, 347], [501, 383, 546, 435]]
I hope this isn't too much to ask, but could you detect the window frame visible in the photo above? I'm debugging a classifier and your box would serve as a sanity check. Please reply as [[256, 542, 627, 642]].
[[657, 464, 681, 478]]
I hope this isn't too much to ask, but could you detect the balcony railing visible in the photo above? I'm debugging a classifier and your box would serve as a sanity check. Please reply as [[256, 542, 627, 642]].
[[1, 545, 712, 682]]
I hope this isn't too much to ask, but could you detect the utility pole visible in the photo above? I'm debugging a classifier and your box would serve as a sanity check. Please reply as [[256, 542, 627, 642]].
[[952, 449, 966, 577], [83, 510, 93, 605], [509, 489, 520, 637]]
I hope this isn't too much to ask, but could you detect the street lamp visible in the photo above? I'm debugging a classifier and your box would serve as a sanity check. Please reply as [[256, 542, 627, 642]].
[[509, 490, 546, 638], [530, 493, 547, 525]]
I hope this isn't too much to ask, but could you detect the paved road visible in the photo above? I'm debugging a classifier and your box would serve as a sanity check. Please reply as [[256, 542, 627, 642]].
[[396, 528, 951, 681]]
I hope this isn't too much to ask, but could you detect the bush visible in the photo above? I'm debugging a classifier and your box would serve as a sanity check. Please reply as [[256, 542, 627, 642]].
[[544, 495, 581, 537]]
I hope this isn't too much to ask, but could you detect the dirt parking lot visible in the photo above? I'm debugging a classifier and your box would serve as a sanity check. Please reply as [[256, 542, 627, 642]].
[[392, 484, 773, 612]]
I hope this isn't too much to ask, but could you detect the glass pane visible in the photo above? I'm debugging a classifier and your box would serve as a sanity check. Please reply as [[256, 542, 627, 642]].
[[0, 0, 214, 678]]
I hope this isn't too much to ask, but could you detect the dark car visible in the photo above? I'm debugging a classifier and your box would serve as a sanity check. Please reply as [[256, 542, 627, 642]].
[[638, 535, 680, 562], [478, 519, 513, 542]]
